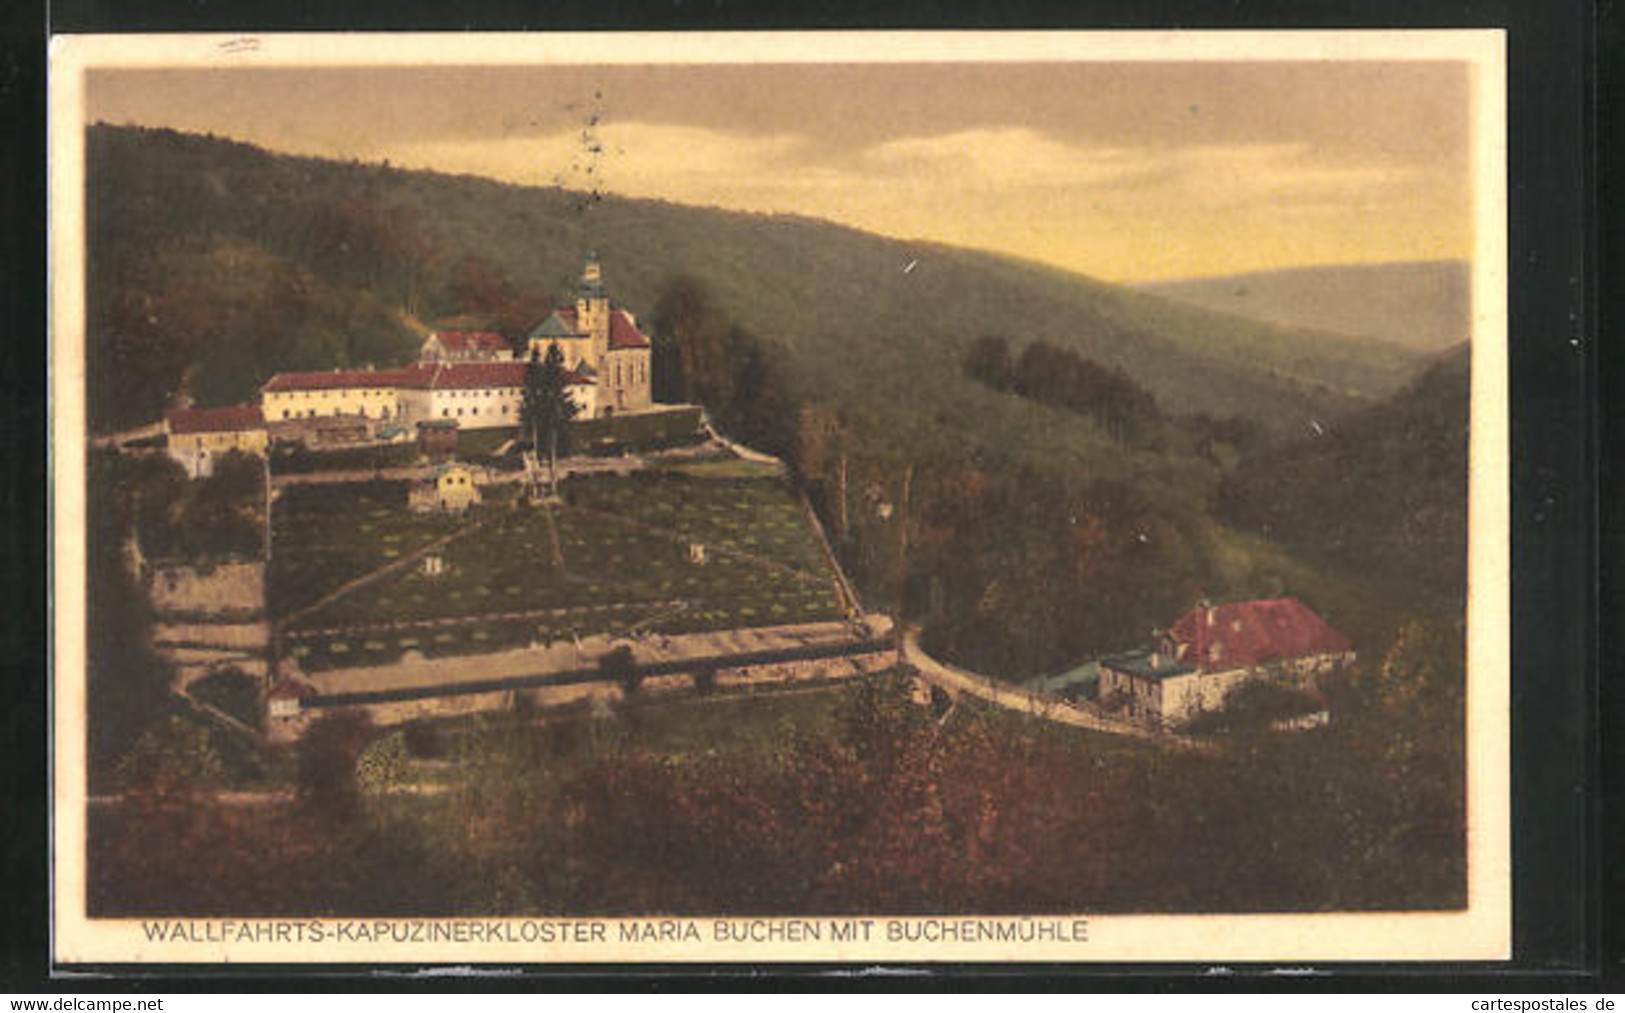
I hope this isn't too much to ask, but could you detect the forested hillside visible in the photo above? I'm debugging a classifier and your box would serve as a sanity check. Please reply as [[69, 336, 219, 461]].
[[85, 124, 1456, 680], [1143, 261, 1471, 354], [1216, 345, 1470, 606], [86, 124, 1417, 442], [82, 125, 1471, 919]]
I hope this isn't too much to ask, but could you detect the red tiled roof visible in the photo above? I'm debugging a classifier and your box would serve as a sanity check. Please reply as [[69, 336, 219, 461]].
[[265, 360, 594, 395], [267, 678, 316, 701], [166, 404, 264, 434], [431, 330, 509, 352], [1167, 597, 1352, 672], [262, 367, 423, 393], [608, 309, 651, 350], [425, 361, 592, 389], [424, 361, 527, 390]]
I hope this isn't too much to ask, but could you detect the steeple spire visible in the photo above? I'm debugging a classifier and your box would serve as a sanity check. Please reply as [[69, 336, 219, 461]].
[[578, 250, 604, 299], [575, 251, 610, 368]]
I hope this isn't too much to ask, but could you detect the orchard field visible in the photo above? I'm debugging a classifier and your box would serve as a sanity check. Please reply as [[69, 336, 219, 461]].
[[272, 464, 848, 672]]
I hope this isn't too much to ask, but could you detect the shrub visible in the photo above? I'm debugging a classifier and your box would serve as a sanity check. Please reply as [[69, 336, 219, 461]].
[[296, 710, 375, 823], [402, 720, 444, 759], [599, 645, 641, 695], [355, 731, 409, 794], [187, 667, 263, 727], [1186, 679, 1324, 735]]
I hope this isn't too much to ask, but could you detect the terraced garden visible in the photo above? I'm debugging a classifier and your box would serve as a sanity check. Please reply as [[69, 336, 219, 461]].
[[565, 471, 831, 574], [268, 481, 472, 615], [272, 465, 848, 673]]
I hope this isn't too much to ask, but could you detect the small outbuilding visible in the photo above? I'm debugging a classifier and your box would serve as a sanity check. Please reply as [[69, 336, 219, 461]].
[[409, 462, 485, 514], [416, 418, 460, 462], [267, 676, 316, 719]]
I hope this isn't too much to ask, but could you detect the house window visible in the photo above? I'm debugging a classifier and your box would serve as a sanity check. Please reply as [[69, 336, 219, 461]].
[[282, 410, 290, 419], [443, 409, 450, 417]]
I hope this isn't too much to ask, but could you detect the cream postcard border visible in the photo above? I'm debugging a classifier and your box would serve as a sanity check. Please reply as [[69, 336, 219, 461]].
[[48, 29, 1510, 964]]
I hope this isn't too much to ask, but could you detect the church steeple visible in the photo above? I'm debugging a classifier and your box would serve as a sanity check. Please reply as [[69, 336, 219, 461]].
[[578, 251, 605, 300], [575, 251, 610, 366]]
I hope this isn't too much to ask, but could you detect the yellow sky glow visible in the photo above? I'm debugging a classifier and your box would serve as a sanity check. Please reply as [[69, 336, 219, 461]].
[[88, 62, 1472, 282]]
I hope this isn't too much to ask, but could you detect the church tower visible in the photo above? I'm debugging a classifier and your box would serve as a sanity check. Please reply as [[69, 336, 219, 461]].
[[575, 252, 610, 368]]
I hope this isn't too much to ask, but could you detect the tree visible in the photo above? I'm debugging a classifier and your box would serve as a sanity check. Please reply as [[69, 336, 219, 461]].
[[449, 255, 551, 340], [723, 328, 794, 455], [118, 714, 225, 798], [296, 710, 376, 826], [653, 277, 726, 406], [962, 335, 1013, 390], [520, 342, 581, 498], [186, 450, 266, 558], [86, 451, 182, 787], [599, 645, 641, 696]]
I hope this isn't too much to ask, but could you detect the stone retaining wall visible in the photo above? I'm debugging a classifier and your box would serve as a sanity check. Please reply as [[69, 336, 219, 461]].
[[148, 561, 265, 617]]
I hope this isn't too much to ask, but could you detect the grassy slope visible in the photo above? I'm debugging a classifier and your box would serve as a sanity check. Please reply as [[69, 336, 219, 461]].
[[87, 124, 1421, 459], [1141, 260, 1471, 354]]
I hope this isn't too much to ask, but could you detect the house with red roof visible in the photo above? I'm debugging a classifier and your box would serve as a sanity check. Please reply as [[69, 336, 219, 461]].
[[419, 330, 513, 363], [1097, 597, 1355, 728], [163, 403, 266, 478]]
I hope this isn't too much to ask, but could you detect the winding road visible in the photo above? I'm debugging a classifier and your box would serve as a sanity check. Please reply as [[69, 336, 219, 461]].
[[899, 626, 1206, 750]]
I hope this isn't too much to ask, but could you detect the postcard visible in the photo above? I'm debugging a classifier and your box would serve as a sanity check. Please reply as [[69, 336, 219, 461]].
[[49, 30, 1509, 964]]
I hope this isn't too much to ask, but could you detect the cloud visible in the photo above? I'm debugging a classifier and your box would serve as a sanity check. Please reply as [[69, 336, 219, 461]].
[[856, 130, 1428, 210], [366, 120, 1459, 281], [377, 123, 826, 199], [1165, 143, 1430, 209], [859, 128, 1149, 188]]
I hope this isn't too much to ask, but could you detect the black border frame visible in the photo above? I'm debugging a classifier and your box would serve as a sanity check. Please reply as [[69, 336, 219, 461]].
[[5, 0, 1604, 991]]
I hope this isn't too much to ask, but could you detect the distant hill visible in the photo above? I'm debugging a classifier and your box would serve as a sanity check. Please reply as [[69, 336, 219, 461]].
[[1142, 261, 1471, 354], [1215, 343, 1470, 606], [85, 124, 1424, 468]]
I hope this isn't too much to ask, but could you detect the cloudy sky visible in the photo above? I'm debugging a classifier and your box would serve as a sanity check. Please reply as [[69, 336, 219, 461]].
[[87, 60, 1471, 283]]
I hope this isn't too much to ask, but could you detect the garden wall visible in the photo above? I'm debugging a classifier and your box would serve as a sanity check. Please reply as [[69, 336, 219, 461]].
[[268, 635, 894, 739], [571, 405, 704, 453], [148, 560, 266, 618]]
